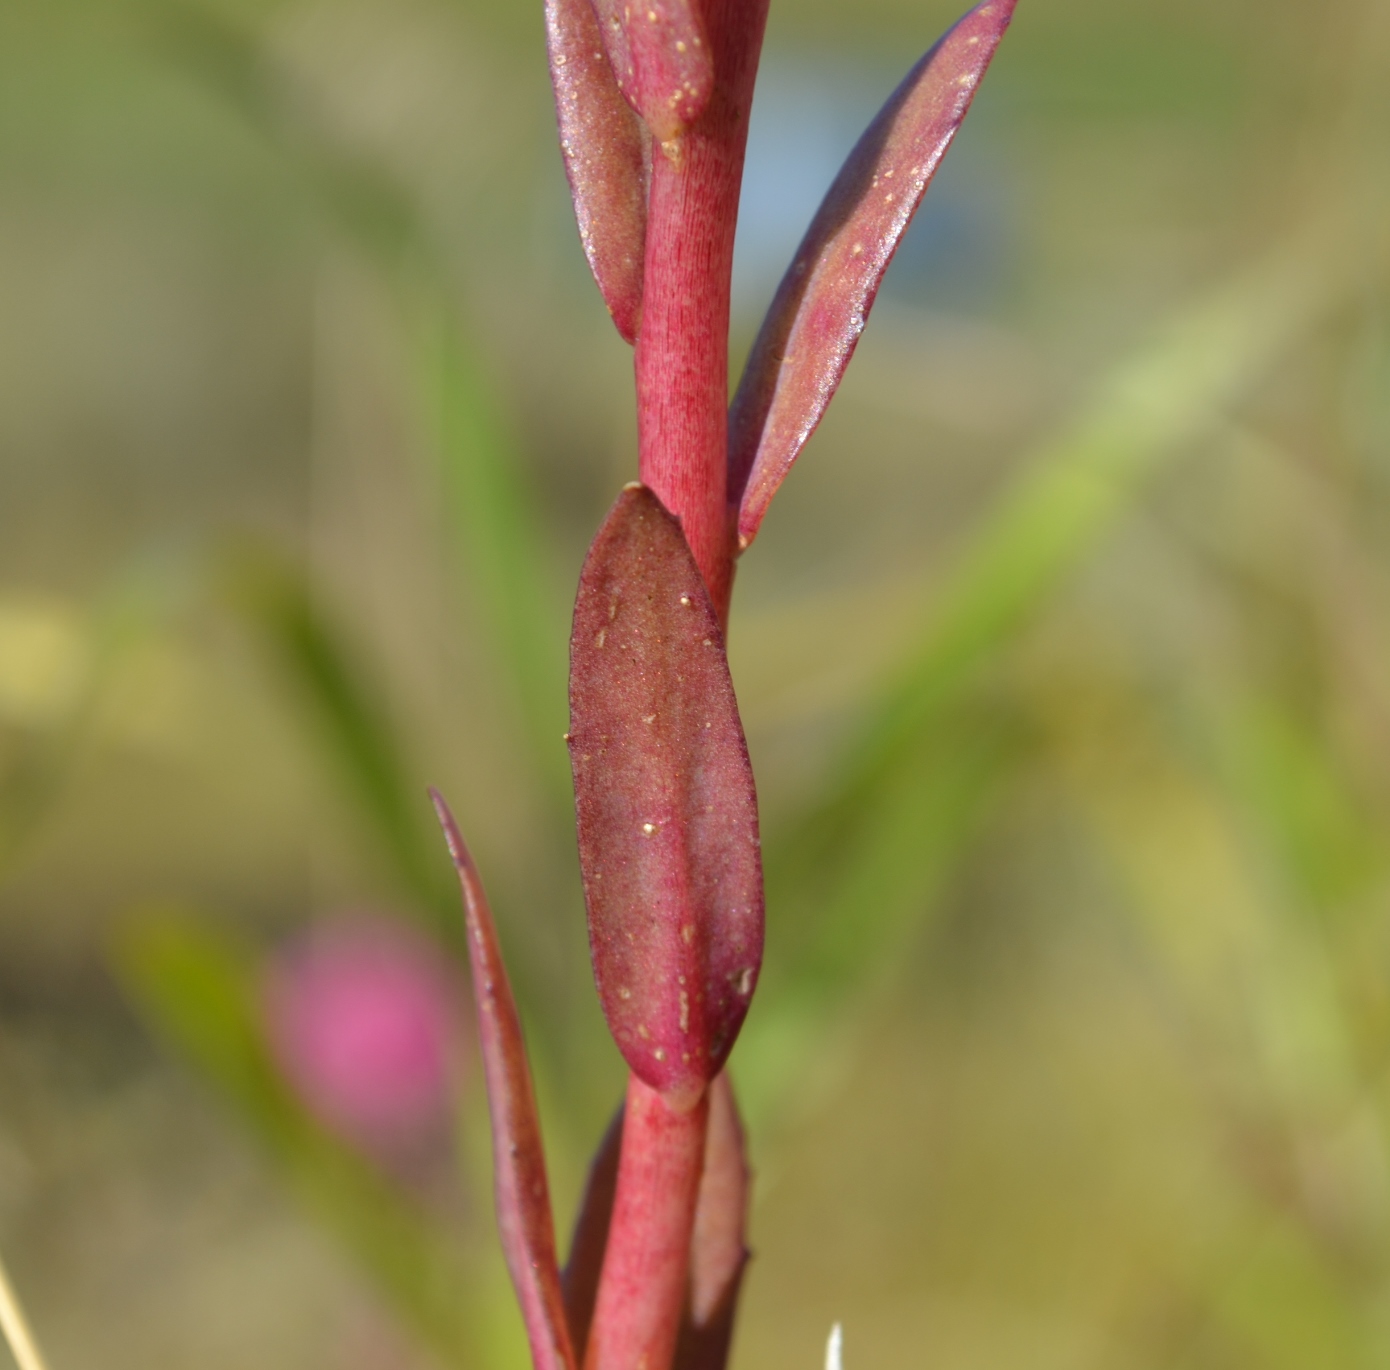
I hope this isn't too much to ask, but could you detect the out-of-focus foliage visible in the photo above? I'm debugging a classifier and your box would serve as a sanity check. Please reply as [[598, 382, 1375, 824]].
[[0, 0, 1387, 1367]]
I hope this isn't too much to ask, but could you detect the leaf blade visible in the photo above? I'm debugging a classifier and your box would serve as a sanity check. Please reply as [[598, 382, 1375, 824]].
[[589, 0, 714, 145], [568, 486, 763, 1105], [728, 0, 1017, 549], [431, 792, 577, 1370], [547, 0, 649, 342]]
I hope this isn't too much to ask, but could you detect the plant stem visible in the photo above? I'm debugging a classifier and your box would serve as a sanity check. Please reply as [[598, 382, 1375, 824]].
[[584, 1075, 709, 1370], [634, 0, 770, 623]]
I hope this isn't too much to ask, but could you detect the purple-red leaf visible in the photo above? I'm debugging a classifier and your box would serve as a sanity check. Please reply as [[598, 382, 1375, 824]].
[[430, 791, 577, 1370], [562, 1102, 624, 1353], [589, 0, 715, 146], [568, 485, 763, 1107], [547, 0, 649, 343], [673, 1071, 751, 1370], [728, 0, 1018, 550]]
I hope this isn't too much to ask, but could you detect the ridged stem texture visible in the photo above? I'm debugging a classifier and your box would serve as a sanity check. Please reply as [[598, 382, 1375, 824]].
[[585, 1076, 709, 1370], [634, 0, 770, 623]]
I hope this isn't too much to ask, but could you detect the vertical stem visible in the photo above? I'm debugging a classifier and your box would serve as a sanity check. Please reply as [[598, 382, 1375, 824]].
[[584, 1075, 709, 1370], [634, 0, 770, 622]]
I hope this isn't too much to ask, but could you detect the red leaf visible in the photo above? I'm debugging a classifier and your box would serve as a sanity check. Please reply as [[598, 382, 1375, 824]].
[[430, 791, 577, 1370], [568, 485, 763, 1107], [547, 0, 649, 343], [562, 1102, 624, 1353], [589, 0, 715, 145], [674, 1072, 751, 1370], [728, 0, 1018, 550]]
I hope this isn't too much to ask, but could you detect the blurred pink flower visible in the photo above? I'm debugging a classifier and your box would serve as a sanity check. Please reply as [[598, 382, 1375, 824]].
[[263, 916, 465, 1158]]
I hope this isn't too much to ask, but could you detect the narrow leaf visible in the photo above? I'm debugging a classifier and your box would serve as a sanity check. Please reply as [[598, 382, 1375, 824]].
[[562, 1102, 625, 1354], [430, 791, 577, 1370], [568, 485, 763, 1106], [809, 226, 1344, 823], [673, 1071, 751, 1370], [547, 0, 649, 343], [728, 0, 1017, 550], [227, 551, 453, 931], [419, 312, 572, 804], [589, 0, 714, 145]]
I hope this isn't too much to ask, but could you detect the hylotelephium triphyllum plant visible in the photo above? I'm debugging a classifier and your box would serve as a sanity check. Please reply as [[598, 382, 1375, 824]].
[[428, 2, 1017, 1367]]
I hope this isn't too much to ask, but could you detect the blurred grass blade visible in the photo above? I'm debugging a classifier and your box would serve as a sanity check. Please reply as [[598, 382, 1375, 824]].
[[227, 551, 451, 930], [416, 310, 571, 801], [431, 791, 578, 1370], [114, 912, 482, 1368], [1220, 693, 1388, 913], [154, 0, 420, 263], [740, 703, 1021, 1126], [161, 0, 571, 801], [815, 224, 1346, 837], [1047, 673, 1359, 1114], [750, 219, 1348, 1115], [729, 0, 1018, 550]]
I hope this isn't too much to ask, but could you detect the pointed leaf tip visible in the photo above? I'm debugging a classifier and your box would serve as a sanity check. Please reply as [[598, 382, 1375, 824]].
[[429, 789, 577, 1370], [568, 487, 764, 1105], [547, 0, 649, 342], [729, 0, 1018, 549], [589, 0, 715, 144]]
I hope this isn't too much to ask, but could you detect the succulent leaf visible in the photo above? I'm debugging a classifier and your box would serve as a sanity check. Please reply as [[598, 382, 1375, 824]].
[[728, 0, 1018, 550], [588, 0, 715, 145], [568, 486, 763, 1105], [548, 0, 650, 343], [430, 792, 577, 1370]]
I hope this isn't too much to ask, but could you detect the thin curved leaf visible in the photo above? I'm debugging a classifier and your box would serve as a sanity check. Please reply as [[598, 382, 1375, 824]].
[[568, 486, 763, 1106], [728, 0, 1018, 550], [589, 0, 714, 145], [430, 792, 577, 1370], [547, 0, 649, 342]]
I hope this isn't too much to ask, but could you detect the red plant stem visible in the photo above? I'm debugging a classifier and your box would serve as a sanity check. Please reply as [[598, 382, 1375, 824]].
[[634, 0, 769, 623], [584, 1075, 709, 1370]]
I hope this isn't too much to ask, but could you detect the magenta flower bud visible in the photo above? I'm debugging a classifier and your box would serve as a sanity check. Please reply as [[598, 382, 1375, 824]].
[[263, 916, 464, 1157]]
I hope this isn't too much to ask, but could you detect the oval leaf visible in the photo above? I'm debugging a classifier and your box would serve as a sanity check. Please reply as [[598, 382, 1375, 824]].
[[568, 485, 763, 1105], [589, 0, 714, 145], [430, 791, 577, 1370], [547, 0, 649, 343], [728, 0, 1018, 550]]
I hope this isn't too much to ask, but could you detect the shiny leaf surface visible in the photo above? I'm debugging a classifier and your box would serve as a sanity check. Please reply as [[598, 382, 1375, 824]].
[[589, 0, 714, 145], [547, 0, 649, 342], [430, 792, 577, 1370], [728, 0, 1017, 550]]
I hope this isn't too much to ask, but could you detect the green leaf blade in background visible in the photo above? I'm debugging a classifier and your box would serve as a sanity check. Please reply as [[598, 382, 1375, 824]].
[[113, 909, 514, 1370]]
